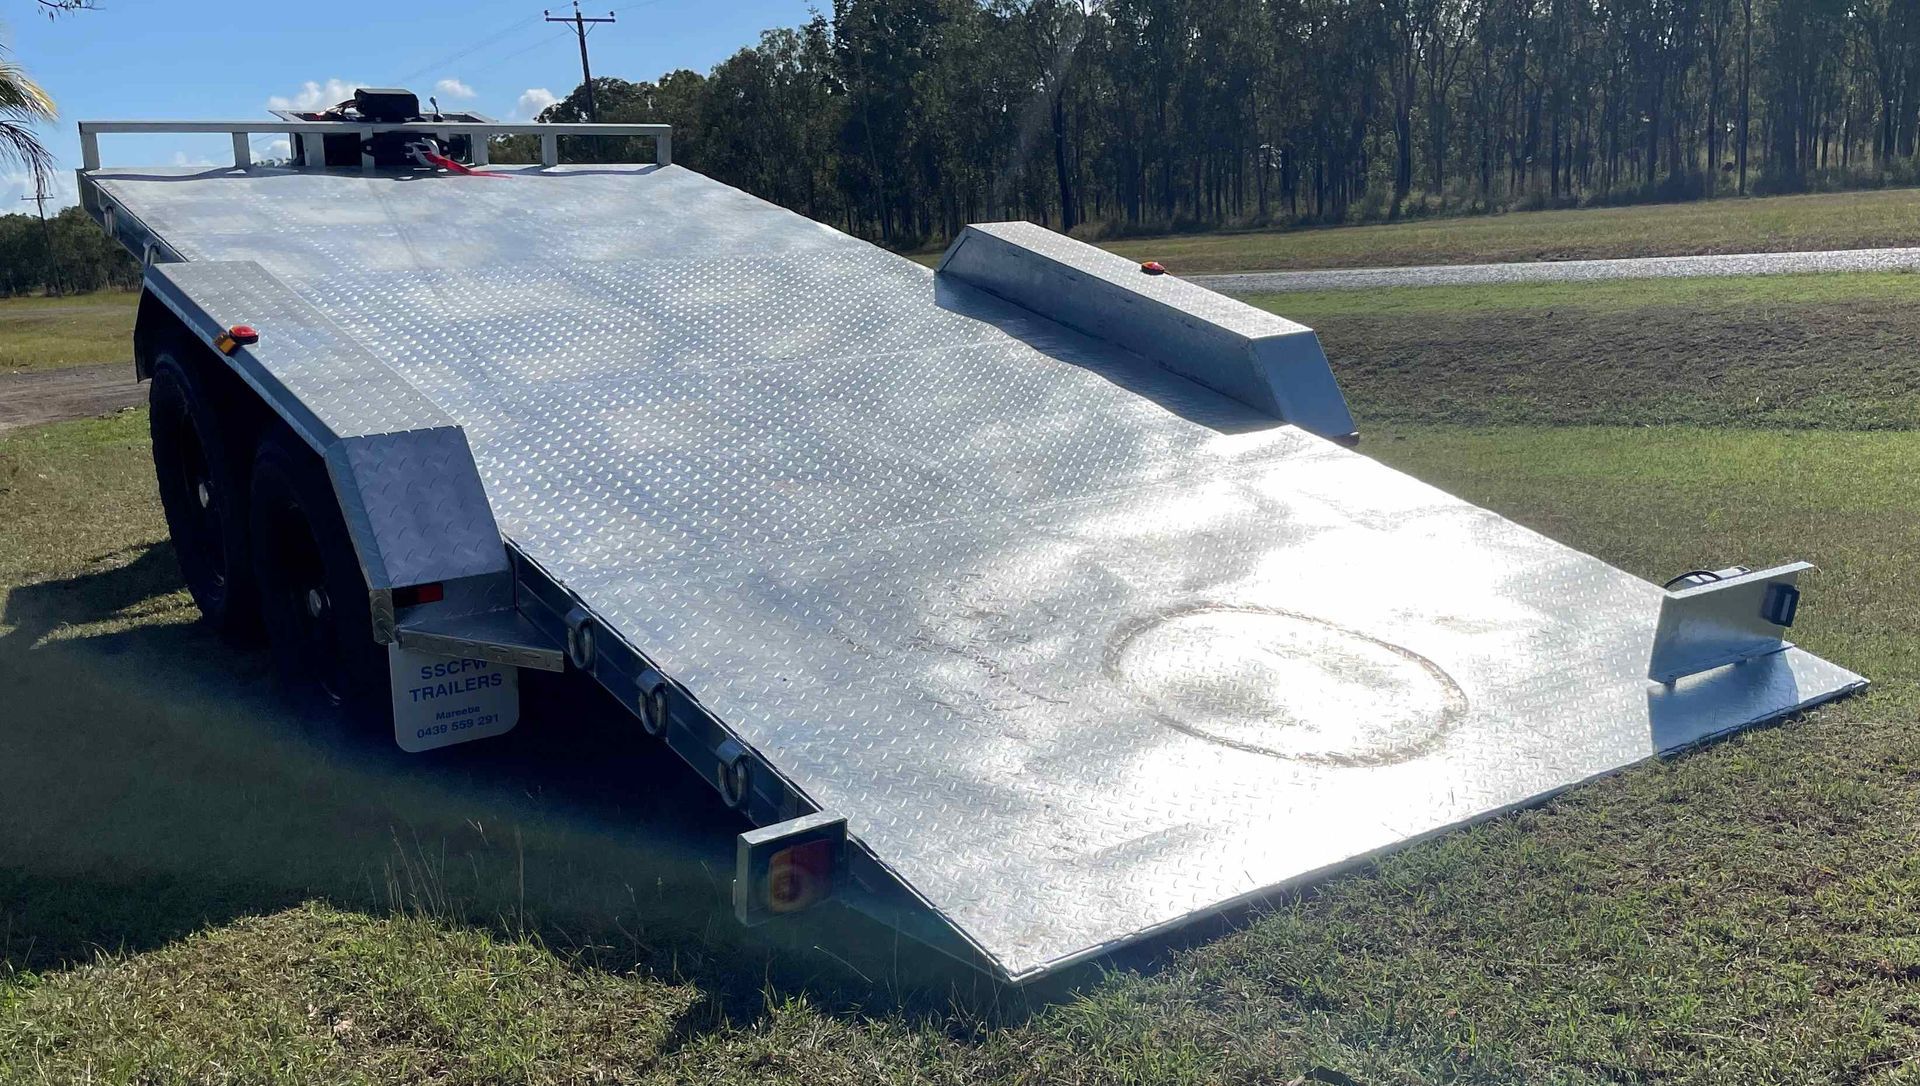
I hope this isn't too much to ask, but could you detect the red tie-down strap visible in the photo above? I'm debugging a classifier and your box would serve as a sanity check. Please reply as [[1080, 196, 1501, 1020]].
[[421, 149, 506, 177]]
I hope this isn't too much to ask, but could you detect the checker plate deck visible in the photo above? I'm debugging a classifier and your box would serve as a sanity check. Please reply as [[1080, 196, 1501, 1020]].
[[92, 163, 1865, 980]]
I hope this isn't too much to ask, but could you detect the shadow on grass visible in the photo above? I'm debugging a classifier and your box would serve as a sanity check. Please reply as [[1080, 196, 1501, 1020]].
[[0, 543, 1044, 1032]]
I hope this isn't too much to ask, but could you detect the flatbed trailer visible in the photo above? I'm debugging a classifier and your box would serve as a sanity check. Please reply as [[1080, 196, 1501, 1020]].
[[76, 104, 1865, 985]]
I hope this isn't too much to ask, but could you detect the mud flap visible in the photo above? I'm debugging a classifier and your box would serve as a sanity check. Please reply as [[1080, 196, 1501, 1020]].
[[389, 643, 520, 752]]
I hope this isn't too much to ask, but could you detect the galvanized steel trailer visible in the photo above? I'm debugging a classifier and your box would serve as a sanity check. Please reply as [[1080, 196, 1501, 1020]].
[[78, 109, 1865, 984]]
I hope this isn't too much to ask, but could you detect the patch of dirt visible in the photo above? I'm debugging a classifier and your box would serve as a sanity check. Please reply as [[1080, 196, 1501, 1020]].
[[0, 363, 145, 436], [1, 301, 137, 320]]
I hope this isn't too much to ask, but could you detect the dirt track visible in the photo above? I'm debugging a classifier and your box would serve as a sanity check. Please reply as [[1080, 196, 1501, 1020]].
[[0, 364, 145, 436], [1195, 245, 1920, 293]]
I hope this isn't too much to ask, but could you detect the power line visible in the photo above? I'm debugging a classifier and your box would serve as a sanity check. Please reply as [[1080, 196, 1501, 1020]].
[[545, 2, 615, 121], [392, 14, 539, 87], [478, 25, 577, 78]]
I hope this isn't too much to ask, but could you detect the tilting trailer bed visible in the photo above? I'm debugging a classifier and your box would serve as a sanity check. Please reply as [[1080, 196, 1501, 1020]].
[[76, 103, 1866, 985]]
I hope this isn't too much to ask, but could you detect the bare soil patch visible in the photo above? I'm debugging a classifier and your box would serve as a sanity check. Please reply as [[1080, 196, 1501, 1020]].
[[0, 363, 144, 436]]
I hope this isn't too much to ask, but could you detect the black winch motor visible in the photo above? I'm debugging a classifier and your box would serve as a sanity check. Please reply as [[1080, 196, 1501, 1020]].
[[351, 88, 420, 124]]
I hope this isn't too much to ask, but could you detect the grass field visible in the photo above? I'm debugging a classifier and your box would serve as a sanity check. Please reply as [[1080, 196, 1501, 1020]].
[[0, 293, 138, 374], [1260, 271, 1920, 430], [4, 274, 1920, 1083], [913, 186, 1920, 274]]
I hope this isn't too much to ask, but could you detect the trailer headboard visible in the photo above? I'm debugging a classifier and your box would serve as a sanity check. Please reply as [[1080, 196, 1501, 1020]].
[[77, 119, 672, 171]]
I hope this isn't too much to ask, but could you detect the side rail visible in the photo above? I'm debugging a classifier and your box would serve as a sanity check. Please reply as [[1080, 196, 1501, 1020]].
[[78, 120, 672, 171], [938, 222, 1358, 441]]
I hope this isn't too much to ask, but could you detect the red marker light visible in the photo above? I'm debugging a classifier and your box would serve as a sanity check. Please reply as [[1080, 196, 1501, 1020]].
[[1140, 260, 1167, 275], [214, 325, 258, 355], [767, 838, 835, 913]]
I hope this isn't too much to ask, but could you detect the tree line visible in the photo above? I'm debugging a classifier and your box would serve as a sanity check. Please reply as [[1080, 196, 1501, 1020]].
[[9, 0, 1918, 297], [0, 204, 138, 297], [512, 0, 1920, 247]]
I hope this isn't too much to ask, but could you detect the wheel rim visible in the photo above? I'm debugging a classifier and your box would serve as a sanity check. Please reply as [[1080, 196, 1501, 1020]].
[[158, 392, 228, 592], [264, 497, 348, 707]]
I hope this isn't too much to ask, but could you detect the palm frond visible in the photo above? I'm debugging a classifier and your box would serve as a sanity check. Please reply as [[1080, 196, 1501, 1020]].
[[0, 54, 55, 119], [0, 119, 52, 192], [0, 44, 56, 194]]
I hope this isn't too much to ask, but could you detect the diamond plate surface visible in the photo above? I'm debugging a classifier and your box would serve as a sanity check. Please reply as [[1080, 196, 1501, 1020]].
[[325, 427, 507, 588], [147, 260, 451, 443], [148, 260, 506, 590], [96, 163, 1866, 979]]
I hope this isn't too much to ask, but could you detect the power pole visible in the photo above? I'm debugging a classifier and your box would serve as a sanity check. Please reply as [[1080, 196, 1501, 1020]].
[[20, 187, 58, 297], [545, 2, 615, 121]]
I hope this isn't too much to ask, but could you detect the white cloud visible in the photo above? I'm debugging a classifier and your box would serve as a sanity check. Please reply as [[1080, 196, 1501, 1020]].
[[266, 78, 367, 113], [434, 77, 476, 100], [514, 87, 558, 121], [0, 168, 77, 211], [170, 151, 217, 168], [248, 136, 293, 164]]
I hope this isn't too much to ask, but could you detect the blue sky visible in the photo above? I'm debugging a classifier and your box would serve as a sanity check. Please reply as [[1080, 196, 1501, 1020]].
[[2, 0, 817, 208]]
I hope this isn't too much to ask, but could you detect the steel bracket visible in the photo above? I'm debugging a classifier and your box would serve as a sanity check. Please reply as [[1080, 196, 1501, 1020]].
[[1648, 561, 1813, 684]]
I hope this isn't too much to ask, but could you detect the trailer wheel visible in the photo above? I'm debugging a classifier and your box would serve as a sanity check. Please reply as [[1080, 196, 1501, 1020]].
[[148, 353, 260, 642], [249, 434, 392, 735]]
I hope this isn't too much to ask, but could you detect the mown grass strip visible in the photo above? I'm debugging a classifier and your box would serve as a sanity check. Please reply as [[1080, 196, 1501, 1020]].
[[0, 292, 138, 374], [1245, 273, 1920, 431], [1259, 269, 1920, 320], [1097, 187, 1920, 275]]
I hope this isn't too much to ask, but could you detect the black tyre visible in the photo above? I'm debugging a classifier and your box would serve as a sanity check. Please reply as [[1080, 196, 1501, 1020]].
[[149, 351, 260, 642], [249, 434, 393, 735]]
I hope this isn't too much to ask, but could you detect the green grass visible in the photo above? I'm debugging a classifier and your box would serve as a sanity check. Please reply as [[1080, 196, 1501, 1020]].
[[0, 292, 138, 374], [5, 277, 1920, 1081], [0, 414, 175, 598], [1252, 271, 1920, 430], [916, 187, 1920, 274], [1268, 268, 1920, 319]]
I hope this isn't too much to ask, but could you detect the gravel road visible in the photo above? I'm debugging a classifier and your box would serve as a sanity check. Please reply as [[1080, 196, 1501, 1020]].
[[1192, 246, 1920, 294]]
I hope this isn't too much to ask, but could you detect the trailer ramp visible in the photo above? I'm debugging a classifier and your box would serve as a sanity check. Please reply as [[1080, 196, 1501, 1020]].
[[84, 161, 1865, 982]]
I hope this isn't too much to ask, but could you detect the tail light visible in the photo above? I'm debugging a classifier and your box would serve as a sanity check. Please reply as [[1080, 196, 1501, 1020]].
[[392, 581, 445, 608], [734, 812, 847, 925]]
